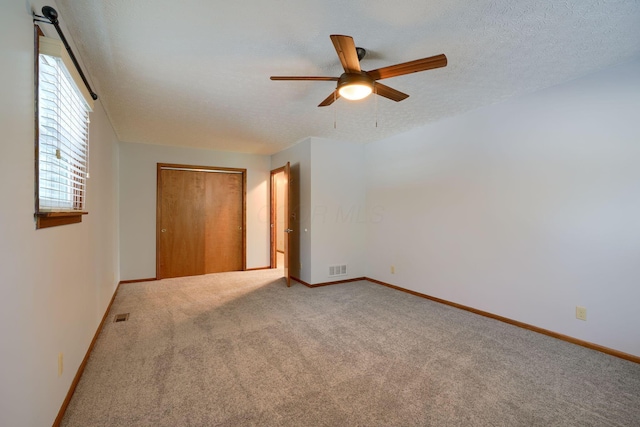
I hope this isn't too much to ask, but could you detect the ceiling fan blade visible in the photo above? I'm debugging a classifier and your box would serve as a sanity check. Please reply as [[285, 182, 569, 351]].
[[318, 90, 340, 107], [374, 83, 409, 102], [270, 76, 339, 81], [367, 54, 447, 80], [330, 35, 361, 73]]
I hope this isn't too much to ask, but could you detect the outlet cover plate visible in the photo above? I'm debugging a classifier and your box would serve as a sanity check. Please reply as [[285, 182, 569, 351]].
[[576, 306, 587, 321]]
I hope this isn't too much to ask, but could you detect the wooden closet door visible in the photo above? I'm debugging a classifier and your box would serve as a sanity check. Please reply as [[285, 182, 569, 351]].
[[204, 172, 243, 273], [157, 166, 245, 279], [158, 169, 206, 278]]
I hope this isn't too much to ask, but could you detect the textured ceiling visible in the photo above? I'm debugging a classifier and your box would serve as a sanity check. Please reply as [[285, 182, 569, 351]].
[[46, 0, 640, 155]]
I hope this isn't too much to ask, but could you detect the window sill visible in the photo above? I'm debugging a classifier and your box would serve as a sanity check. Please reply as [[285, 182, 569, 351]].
[[35, 211, 88, 229]]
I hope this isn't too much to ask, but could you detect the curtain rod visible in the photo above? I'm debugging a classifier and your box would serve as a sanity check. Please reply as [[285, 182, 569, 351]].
[[33, 6, 98, 101]]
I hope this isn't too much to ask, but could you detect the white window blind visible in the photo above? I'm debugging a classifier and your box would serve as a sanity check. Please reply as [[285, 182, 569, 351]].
[[38, 36, 93, 212]]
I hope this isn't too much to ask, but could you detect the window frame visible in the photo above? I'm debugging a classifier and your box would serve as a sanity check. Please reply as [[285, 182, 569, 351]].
[[34, 25, 91, 229]]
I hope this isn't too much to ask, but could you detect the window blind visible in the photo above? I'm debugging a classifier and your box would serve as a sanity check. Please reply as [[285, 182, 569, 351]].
[[38, 37, 92, 212]]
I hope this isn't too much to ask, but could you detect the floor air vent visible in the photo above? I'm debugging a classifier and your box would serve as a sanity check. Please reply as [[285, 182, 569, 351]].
[[114, 313, 129, 323]]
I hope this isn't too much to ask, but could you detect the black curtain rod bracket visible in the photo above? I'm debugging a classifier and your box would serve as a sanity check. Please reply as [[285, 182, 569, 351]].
[[35, 6, 98, 101]]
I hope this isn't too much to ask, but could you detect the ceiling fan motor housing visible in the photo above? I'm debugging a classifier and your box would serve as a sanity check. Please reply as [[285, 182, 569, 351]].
[[338, 73, 373, 89], [338, 73, 374, 90]]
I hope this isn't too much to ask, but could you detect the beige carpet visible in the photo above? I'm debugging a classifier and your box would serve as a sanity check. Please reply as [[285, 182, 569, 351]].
[[62, 268, 640, 426]]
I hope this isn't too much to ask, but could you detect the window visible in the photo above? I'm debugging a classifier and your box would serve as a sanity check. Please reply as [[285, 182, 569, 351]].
[[35, 32, 94, 228]]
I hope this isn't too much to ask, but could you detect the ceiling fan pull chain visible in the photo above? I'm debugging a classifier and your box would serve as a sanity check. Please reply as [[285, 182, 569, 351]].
[[334, 91, 337, 129], [375, 85, 378, 128]]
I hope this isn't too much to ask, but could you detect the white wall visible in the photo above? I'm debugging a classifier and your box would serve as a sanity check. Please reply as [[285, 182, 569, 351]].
[[271, 138, 312, 282], [119, 142, 271, 280], [271, 137, 367, 284], [365, 58, 640, 356], [0, 1, 120, 425], [309, 138, 366, 283]]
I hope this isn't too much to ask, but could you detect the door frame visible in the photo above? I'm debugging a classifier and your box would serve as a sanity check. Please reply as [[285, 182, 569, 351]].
[[269, 166, 286, 269], [156, 163, 247, 279]]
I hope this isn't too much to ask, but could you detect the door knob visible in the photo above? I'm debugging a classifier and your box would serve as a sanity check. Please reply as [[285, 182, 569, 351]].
[[161, 229, 166, 233]]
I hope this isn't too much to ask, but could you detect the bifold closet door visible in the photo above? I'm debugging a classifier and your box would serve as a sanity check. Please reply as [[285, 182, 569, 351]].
[[204, 171, 243, 274], [157, 167, 243, 279]]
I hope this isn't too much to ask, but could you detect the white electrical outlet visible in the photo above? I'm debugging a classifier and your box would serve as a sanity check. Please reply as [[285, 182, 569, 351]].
[[58, 353, 63, 376], [576, 306, 587, 321], [391, 265, 395, 274]]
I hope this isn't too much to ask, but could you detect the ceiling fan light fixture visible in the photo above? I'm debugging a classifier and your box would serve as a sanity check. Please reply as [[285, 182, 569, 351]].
[[339, 83, 372, 100], [337, 73, 374, 101]]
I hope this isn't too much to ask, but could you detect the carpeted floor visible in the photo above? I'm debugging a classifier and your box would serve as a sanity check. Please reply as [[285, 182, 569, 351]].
[[62, 268, 640, 426]]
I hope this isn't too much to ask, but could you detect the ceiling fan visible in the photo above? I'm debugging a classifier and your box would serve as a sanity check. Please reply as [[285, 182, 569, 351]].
[[271, 35, 447, 107]]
